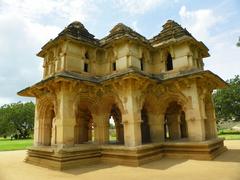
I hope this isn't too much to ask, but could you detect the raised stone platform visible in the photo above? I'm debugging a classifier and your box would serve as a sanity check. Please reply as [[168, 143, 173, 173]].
[[101, 143, 164, 166], [163, 138, 227, 160], [25, 138, 227, 170], [26, 144, 101, 170]]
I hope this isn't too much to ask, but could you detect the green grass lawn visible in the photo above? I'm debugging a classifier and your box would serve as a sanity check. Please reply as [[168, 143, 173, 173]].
[[218, 129, 240, 140], [218, 134, 240, 140], [0, 138, 33, 151]]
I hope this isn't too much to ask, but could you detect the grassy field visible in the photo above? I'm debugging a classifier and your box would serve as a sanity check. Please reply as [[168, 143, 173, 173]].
[[218, 134, 240, 140], [0, 138, 33, 151], [218, 129, 240, 140]]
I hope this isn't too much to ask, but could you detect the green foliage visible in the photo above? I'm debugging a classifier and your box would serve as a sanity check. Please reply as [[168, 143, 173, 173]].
[[109, 123, 115, 129], [0, 102, 35, 139], [213, 75, 240, 122]]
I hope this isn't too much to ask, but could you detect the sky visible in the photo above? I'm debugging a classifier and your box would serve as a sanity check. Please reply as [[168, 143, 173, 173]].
[[0, 0, 239, 106]]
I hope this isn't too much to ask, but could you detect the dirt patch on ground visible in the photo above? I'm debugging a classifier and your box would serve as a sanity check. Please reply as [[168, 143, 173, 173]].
[[0, 140, 240, 180]]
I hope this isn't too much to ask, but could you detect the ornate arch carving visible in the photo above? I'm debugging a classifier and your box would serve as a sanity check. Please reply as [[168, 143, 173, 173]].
[[37, 93, 57, 121], [95, 91, 125, 116]]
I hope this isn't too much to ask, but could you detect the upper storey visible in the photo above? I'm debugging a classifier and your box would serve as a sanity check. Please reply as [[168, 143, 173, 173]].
[[37, 20, 210, 80]]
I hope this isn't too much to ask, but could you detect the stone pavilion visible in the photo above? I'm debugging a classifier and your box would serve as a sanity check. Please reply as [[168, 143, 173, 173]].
[[18, 20, 227, 170]]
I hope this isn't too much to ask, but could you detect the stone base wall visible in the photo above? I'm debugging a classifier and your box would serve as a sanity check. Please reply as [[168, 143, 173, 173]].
[[25, 138, 227, 170]]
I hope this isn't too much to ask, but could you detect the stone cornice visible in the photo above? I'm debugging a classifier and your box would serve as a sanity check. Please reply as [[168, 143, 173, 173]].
[[17, 68, 227, 97]]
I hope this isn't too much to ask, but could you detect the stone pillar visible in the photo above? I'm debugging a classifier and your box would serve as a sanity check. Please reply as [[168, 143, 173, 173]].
[[51, 118, 57, 145], [33, 99, 40, 146], [122, 96, 142, 147], [92, 113, 109, 144], [79, 117, 89, 142], [205, 95, 218, 139], [185, 85, 206, 141], [122, 116, 141, 147], [116, 123, 124, 144], [55, 83, 76, 147], [148, 113, 164, 142], [113, 79, 143, 147], [167, 114, 181, 140], [43, 124, 51, 146]]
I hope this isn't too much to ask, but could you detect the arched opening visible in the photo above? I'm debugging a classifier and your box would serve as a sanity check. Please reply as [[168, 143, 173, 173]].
[[166, 53, 173, 71], [85, 51, 89, 60], [84, 63, 89, 72], [164, 102, 188, 140], [109, 116, 116, 142], [39, 103, 56, 146], [84, 51, 89, 72], [141, 107, 151, 144], [112, 62, 116, 71], [108, 50, 116, 72], [108, 105, 124, 144], [140, 58, 144, 71], [75, 107, 94, 144]]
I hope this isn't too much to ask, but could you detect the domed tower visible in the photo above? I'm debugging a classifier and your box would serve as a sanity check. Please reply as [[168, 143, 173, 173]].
[[150, 20, 209, 75], [38, 21, 99, 79]]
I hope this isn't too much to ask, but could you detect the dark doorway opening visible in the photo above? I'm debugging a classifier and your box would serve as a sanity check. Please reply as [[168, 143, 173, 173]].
[[166, 53, 173, 71]]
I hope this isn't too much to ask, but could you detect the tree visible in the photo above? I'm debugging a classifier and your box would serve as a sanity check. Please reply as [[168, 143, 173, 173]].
[[0, 102, 35, 138], [213, 75, 240, 122]]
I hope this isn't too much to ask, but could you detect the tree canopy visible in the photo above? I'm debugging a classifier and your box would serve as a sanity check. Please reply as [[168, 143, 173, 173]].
[[237, 37, 240, 47], [0, 102, 35, 139], [213, 75, 240, 122]]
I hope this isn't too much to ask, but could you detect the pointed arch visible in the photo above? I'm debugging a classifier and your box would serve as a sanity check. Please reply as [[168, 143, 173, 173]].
[[95, 92, 125, 144], [109, 104, 124, 144], [73, 94, 97, 144], [37, 95, 56, 146], [166, 53, 173, 71], [164, 101, 188, 140]]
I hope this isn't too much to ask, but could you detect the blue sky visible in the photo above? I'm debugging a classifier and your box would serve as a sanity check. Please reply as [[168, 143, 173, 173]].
[[0, 0, 239, 105]]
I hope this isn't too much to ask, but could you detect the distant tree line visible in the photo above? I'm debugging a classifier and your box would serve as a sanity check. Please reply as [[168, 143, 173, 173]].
[[213, 75, 240, 123], [0, 102, 35, 139]]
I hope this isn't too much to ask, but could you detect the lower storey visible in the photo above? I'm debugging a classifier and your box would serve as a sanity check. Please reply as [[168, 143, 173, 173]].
[[25, 138, 227, 170]]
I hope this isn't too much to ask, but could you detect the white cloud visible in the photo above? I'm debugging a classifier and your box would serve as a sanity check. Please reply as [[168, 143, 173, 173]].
[[0, 0, 100, 105], [179, 5, 240, 80], [205, 29, 240, 80], [115, 0, 167, 15], [0, 0, 99, 23], [0, 97, 12, 106], [131, 21, 140, 32], [179, 5, 223, 41]]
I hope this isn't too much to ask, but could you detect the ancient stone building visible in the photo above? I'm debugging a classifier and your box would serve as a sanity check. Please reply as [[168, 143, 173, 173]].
[[18, 20, 227, 170]]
